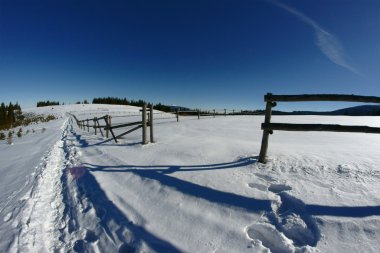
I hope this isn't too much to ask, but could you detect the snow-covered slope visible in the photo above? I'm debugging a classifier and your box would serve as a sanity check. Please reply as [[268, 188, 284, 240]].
[[1, 104, 379, 252]]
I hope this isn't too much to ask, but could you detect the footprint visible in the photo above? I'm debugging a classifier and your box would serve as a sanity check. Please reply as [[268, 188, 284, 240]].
[[246, 223, 295, 253], [73, 239, 86, 252], [279, 213, 316, 247], [268, 184, 292, 194], [255, 173, 277, 183], [275, 192, 320, 247], [84, 229, 98, 243], [247, 183, 268, 192], [246, 183, 320, 252], [118, 242, 136, 253], [3, 212, 12, 222]]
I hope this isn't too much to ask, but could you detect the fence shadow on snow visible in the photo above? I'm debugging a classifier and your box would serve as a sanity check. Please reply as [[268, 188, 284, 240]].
[[83, 160, 380, 218]]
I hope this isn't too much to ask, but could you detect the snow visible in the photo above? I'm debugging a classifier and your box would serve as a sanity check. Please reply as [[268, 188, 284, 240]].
[[1, 104, 380, 252]]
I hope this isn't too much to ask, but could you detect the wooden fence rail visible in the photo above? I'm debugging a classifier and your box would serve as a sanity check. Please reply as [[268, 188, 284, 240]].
[[175, 109, 241, 122], [71, 104, 154, 145], [258, 93, 380, 163], [262, 123, 380, 134]]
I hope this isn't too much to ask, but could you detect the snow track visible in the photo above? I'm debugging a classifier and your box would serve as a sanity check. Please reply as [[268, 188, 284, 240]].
[[11, 120, 70, 252]]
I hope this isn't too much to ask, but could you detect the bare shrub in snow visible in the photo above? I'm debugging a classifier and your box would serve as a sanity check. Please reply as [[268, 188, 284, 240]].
[[7, 130, 13, 144], [17, 128, 22, 138]]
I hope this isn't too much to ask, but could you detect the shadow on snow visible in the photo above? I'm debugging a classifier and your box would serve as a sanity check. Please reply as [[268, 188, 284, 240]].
[[75, 170, 182, 253], [83, 159, 380, 218]]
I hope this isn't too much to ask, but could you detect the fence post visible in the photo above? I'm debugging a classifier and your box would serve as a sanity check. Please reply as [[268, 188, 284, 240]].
[[94, 118, 97, 135], [213, 109, 215, 118], [105, 115, 117, 143], [105, 116, 109, 138], [142, 104, 147, 144], [224, 109, 226, 116], [150, 105, 154, 143], [87, 119, 89, 132], [198, 110, 200, 120], [176, 109, 179, 122], [259, 93, 275, 163], [97, 118, 104, 137]]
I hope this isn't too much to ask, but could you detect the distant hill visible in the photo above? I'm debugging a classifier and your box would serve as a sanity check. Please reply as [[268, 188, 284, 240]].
[[329, 105, 380, 116], [270, 105, 380, 116]]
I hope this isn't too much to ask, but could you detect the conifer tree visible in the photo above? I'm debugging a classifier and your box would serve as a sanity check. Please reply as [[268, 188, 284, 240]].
[[0, 103, 6, 127], [7, 102, 15, 126]]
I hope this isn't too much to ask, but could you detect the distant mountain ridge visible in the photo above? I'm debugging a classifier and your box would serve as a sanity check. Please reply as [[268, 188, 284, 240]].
[[271, 105, 380, 116]]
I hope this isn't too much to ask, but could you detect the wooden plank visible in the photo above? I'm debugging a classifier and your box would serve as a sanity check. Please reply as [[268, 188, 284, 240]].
[[142, 104, 147, 144], [93, 119, 97, 135], [258, 102, 275, 163], [89, 115, 107, 121], [96, 119, 104, 137], [262, 123, 380, 134], [178, 110, 198, 113], [265, 93, 380, 103], [106, 121, 142, 130], [104, 116, 117, 143], [115, 125, 143, 139], [105, 116, 109, 138], [150, 105, 154, 143]]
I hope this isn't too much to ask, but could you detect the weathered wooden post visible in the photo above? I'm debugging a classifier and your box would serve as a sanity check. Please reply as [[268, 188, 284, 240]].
[[258, 93, 276, 163], [142, 104, 147, 144], [233, 109, 235, 115], [150, 105, 154, 143], [224, 109, 227, 116], [213, 109, 215, 118], [197, 110, 200, 120], [176, 109, 179, 122], [97, 118, 104, 137], [94, 118, 97, 135], [105, 115, 109, 138], [104, 115, 117, 143]]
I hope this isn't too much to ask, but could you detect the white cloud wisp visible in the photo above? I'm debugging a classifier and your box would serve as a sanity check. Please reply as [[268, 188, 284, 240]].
[[269, 0, 364, 77]]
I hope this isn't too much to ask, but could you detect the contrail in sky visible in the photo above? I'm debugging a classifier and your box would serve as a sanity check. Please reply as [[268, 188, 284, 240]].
[[269, 0, 364, 77]]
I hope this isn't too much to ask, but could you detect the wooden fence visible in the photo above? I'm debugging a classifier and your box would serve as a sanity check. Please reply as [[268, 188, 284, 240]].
[[72, 104, 154, 144], [258, 93, 380, 163], [175, 109, 246, 122]]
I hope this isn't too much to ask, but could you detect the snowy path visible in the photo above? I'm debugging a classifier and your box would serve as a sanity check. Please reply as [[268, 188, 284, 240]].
[[12, 120, 71, 252]]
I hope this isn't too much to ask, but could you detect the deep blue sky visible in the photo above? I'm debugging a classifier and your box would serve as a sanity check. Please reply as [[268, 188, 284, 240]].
[[1, 0, 379, 111]]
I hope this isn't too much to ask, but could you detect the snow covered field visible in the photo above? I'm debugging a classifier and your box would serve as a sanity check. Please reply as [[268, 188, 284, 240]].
[[1, 104, 380, 253]]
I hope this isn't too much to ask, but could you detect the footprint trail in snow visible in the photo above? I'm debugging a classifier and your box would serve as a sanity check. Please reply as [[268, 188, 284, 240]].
[[246, 174, 320, 253]]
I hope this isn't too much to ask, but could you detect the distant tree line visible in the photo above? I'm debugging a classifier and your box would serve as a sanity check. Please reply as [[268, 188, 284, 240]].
[[92, 97, 172, 112], [37, 100, 60, 107], [0, 102, 22, 130]]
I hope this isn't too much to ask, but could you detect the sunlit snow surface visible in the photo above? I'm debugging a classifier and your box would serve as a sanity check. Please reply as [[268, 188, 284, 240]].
[[1, 104, 379, 253]]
